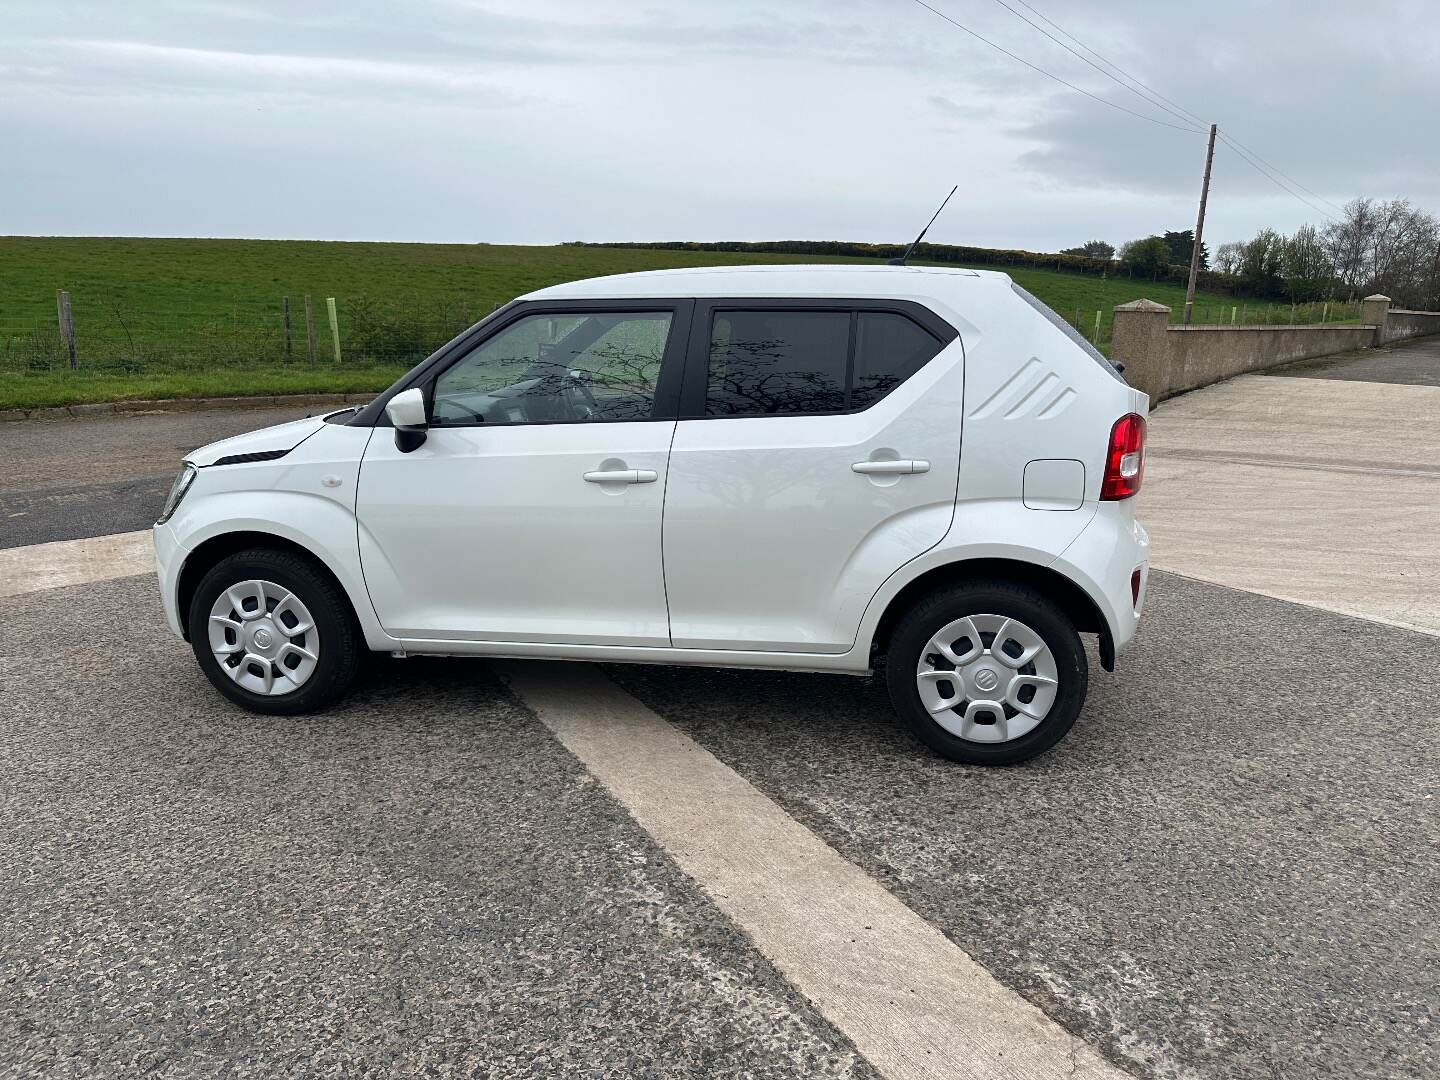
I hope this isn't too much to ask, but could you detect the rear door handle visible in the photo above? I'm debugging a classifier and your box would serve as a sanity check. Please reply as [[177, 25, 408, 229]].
[[583, 469, 658, 484], [852, 459, 930, 475]]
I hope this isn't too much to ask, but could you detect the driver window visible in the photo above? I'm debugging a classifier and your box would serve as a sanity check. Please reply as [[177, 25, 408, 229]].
[[432, 311, 673, 425]]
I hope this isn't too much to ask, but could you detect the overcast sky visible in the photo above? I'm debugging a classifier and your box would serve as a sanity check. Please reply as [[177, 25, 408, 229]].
[[4, 0, 1436, 252]]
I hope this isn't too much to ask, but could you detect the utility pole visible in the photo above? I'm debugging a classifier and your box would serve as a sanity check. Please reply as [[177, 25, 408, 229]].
[[1183, 122, 1217, 325]]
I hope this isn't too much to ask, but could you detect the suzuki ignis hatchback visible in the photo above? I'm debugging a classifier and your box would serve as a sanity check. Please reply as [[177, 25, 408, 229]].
[[154, 266, 1149, 764]]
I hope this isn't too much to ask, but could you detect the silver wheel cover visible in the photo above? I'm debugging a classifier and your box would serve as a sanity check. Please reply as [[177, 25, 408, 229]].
[[208, 579, 320, 696], [915, 614, 1059, 743]]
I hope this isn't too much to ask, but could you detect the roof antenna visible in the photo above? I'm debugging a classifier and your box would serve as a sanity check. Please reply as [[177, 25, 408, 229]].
[[889, 184, 958, 266]]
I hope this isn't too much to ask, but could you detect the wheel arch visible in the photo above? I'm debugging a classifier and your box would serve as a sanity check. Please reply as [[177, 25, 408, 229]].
[[177, 531, 353, 643], [869, 557, 1115, 671]]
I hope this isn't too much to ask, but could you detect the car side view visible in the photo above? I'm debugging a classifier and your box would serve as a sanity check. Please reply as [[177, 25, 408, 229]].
[[153, 265, 1149, 764]]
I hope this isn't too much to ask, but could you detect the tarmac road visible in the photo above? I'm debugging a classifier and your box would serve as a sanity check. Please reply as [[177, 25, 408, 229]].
[[0, 405, 338, 549], [0, 577, 877, 1080], [2, 342, 1438, 1078]]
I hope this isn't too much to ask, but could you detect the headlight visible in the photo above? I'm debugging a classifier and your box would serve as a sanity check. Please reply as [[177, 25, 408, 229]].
[[156, 463, 198, 525]]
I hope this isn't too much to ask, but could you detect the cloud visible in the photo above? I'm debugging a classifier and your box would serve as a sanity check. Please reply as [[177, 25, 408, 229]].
[[47, 38, 529, 102], [1, 0, 1436, 246]]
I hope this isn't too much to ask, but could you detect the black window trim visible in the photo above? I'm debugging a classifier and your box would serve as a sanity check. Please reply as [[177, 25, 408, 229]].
[[353, 298, 696, 428], [677, 298, 959, 421]]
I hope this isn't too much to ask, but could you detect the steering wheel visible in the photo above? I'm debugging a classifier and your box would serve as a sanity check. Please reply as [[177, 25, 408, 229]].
[[561, 371, 601, 420]]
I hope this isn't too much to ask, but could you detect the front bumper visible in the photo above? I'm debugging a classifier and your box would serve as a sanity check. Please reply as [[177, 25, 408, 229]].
[[153, 522, 188, 638]]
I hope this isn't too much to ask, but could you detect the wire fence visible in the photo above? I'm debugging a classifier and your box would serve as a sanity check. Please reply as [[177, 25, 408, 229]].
[[1, 295, 1365, 373], [0, 296, 489, 375]]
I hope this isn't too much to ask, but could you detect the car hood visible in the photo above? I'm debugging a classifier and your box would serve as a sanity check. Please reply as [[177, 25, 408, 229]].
[[188, 414, 332, 467]]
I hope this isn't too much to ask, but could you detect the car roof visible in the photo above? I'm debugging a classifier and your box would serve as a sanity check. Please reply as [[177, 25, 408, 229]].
[[520, 263, 1013, 302]]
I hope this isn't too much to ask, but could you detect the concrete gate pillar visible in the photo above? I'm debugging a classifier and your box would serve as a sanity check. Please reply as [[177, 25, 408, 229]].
[[1110, 299, 1171, 405], [1360, 294, 1392, 344]]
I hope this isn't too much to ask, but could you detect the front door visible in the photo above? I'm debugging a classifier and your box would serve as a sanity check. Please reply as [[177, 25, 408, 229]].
[[357, 303, 689, 646], [662, 301, 964, 652]]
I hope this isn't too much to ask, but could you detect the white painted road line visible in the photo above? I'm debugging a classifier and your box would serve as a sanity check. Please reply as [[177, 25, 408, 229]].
[[0, 529, 153, 598], [498, 660, 1132, 1080]]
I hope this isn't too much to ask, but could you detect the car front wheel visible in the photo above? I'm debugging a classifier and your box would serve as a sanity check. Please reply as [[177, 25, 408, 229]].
[[886, 579, 1088, 765], [187, 547, 362, 715]]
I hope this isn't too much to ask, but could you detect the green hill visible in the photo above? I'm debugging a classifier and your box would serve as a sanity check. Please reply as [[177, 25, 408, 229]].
[[0, 237, 1353, 409]]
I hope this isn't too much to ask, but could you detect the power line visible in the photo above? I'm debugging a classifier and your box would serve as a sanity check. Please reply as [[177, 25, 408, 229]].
[[1215, 131, 1341, 223], [912, 0, 1353, 226], [907, 0, 1205, 134], [1007, 0, 1207, 128], [999, 0, 1351, 221], [986, 0, 1205, 131], [1213, 132, 1349, 216]]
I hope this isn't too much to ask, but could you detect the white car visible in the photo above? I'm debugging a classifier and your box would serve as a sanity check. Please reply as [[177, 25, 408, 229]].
[[154, 265, 1149, 765]]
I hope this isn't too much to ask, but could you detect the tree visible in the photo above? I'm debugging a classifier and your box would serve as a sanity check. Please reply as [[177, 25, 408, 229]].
[[1059, 240, 1115, 261], [1281, 225, 1333, 302], [1214, 241, 1245, 276], [1119, 236, 1172, 279], [1238, 228, 1286, 299], [1323, 197, 1374, 295], [1161, 229, 1209, 270], [1323, 196, 1440, 307]]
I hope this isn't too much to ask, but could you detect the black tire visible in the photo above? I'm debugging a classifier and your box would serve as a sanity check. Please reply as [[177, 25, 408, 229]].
[[885, 579, 1088, 765], [187, 547, 363, 715]]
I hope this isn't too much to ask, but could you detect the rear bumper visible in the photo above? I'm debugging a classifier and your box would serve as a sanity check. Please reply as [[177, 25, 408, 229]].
[[1054, 502, 1149, 666], [153, 522, 187, 639]]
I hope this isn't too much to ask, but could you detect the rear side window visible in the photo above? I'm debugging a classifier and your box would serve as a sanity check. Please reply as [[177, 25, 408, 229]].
[[703, 308, 945, 417], [706, 311, 850, 416]]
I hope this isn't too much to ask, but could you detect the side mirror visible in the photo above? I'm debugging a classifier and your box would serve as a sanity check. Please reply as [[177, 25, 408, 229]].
[[386, 387, 429, 453]]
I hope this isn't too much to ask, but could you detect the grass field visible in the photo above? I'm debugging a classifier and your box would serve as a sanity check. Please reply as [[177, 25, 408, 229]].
[[0, 236, 1355, 409]]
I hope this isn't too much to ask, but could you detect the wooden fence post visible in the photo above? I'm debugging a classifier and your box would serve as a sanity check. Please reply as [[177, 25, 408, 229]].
[[326, 297, 342, 363], [282, 296, 293, 359], [303, 295, 317, 362], [56, 290, 77, 370]]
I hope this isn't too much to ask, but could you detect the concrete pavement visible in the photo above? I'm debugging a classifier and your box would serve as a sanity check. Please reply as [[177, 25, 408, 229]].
[[1141, 334, 1440, 636]]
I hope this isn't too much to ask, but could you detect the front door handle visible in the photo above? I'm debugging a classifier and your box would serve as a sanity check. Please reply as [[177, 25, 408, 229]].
[[852, 459, 930, 476], [583, 469, 658, 484]]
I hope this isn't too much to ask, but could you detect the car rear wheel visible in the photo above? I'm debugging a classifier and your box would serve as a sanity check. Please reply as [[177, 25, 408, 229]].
[[187, 547, 362, 715], [886, 579, 1088, 765]]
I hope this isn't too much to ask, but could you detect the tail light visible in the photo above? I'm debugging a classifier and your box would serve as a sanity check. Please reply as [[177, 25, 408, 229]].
[[1100, 413, 1146, 500]]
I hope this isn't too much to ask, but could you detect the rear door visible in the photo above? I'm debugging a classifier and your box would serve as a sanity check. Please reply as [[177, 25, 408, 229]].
[[661, 300, 964, 652]]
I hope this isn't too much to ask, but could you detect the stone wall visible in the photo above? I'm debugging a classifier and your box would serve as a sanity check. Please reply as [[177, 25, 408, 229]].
[[1383, 309, 1440, 343], [1111, 293, 1438, 404]]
